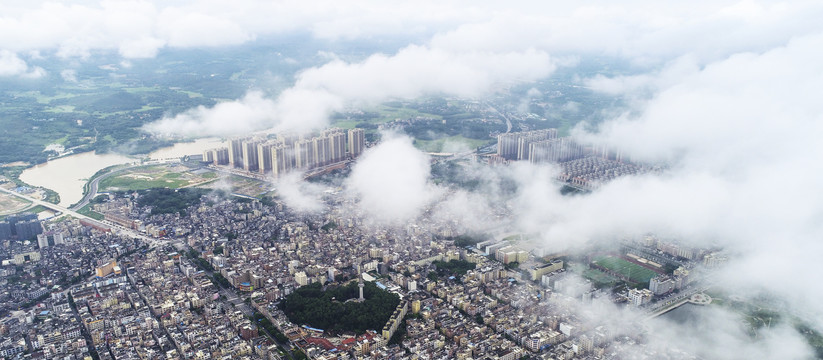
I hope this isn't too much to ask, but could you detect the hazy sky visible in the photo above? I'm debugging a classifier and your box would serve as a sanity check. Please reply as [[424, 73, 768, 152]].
[[4, 1, 823, 358]]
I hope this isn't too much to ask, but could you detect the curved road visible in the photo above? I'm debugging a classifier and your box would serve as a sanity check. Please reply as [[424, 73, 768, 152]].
[[485, 101, 512, 133], [71, 160, 178, 211]]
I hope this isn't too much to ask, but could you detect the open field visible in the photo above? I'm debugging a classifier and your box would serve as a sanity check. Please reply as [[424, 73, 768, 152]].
[[0, 192, 33, 215], [375, 104, 443, 122], [569, 263, 619, 289], [593, 255, 658, 284], [413, 135, 492, 153], [99, 164, 218, 192], [330, 104, 444, 130], [196, 174, 270, 198]]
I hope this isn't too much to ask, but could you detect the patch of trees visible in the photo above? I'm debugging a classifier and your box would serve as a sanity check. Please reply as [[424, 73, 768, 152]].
[[280, 282, 400, 334], [331, 111, 379, 121], [135, 188, 207, 216], [260, 196, 276, 207], [20, 293, 50, 309], [252, 312, 289, 343], [432, 259, 477, 277], [212, 273, 230, 288], [408, 98, 463, 116], [443, 233, 489, 248], [194, 258, 214, 272], [92, 195, 109, 204], [320, 221, 337, 232]]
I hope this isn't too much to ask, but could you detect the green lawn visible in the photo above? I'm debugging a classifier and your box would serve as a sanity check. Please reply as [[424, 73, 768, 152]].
[[593, 256, 658, 284], [569, 263, 618, 289], [100, 172, 189, 191]]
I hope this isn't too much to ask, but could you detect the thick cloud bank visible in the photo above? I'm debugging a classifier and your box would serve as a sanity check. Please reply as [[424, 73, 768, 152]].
[[496, 33, 823, 342], [346, 134, 438, 224], [0, 50, 45, 78], [144, 45, 554, 136], [273, 172, 327, 213]]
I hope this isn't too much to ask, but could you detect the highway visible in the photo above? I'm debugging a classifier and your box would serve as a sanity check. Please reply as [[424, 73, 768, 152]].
[[485, 101, 512, 133], [0, 186, 167, 248]]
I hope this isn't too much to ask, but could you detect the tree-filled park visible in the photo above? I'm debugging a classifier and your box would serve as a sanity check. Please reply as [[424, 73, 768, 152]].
[[280, 281, 400, 334]]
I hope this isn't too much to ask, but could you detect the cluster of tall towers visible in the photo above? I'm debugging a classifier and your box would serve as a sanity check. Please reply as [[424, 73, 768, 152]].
[[203, 128, 365, 176], [496, 128, 584, 163]]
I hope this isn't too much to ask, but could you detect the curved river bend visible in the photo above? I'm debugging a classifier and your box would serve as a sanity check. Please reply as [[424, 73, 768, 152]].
[[19, 138, 226, 207]]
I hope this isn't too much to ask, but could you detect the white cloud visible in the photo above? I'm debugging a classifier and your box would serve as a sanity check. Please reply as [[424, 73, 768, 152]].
[[142, 91, 277, 137], [60, 69, 77, 83], [346, 134, 439, 224], [119, 36, 166, 59], [145, 44, 555, 136], [523, 32, 823, 328], [273, 172, 327, 213], [0, 50, 45, 78], [157, 10, 253, 48]]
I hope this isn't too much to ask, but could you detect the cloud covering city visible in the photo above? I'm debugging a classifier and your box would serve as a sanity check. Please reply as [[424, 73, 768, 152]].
[[2, 0, 823, 358]]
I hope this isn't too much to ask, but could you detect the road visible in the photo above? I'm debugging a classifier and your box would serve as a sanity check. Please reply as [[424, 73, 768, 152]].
[[70, 165, 127, 211], [0, 186, 167, 248], [645, 286, 707, 318], [485, 101, 512, 133], [71, 159, 180, 211]]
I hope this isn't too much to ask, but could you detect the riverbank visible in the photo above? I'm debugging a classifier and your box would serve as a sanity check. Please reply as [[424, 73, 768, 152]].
[[12, 138, 226, 209]]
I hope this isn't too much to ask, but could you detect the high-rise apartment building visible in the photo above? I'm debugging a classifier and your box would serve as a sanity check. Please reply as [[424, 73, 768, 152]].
[[272, 143, 293, 176], [294, 139, 315, 169], [203, 148, 229, 165], [497, 129, 557, 160], [517, 129, 557, 160], [529, 137, 584, 163], [312, 136, 332, 167], [324, 128, 347, 163], [227, 138, 244, 169], [257, 142, 275, 174], [241, 139, 261, 172], [348, 128, 365, 158]]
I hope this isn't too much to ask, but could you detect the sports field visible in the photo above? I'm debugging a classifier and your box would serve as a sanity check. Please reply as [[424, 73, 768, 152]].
[[593, 256, 658, 284]]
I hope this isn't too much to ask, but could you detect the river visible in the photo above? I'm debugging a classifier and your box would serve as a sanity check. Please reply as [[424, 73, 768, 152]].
[[19, 138, 226, 207]]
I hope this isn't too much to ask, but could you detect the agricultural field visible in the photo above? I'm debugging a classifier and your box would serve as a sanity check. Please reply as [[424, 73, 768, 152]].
[[593, 255, 659, 284], [99, 164, 218, 192]]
